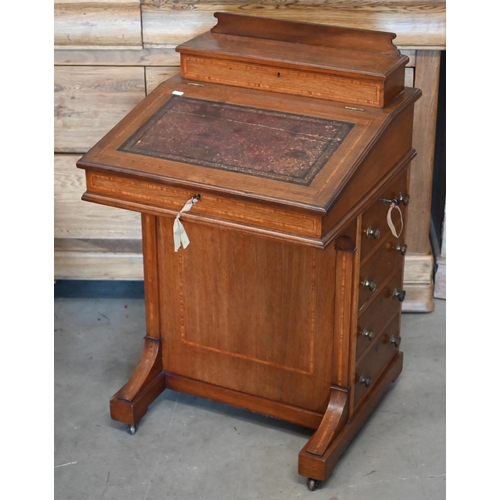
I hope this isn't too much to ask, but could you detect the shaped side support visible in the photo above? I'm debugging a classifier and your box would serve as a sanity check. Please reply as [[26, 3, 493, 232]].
[[298, 385, 349, 481], [109, 214, 166, 431]]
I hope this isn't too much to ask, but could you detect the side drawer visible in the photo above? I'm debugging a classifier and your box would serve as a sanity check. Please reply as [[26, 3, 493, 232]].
[[353, 313, 401, 409], [358, 236, 406, 309], [358, 265, 405, 322], [356, 308, 401, 361], [360, 169, 409, 261]]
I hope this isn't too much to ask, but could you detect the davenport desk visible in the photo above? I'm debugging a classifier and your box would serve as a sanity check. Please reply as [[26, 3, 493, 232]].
[[77, 13, 421, 491]]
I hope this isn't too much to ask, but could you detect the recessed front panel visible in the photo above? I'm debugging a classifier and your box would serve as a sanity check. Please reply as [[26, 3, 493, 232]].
[[158, 218, 338, 412], [179, 224, 316, 374]]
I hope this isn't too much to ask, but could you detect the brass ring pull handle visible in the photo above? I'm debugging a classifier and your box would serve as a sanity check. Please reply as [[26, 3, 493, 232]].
[[392, 288, 406, 302], [362, 278, 377, 292], [389, 335, 402, 347], [359, 375, 373, 388], [396, 243, 407, 255], [362, 328, 375, 341], [365, 227, 381, 239], [397, 193, 410, 206]]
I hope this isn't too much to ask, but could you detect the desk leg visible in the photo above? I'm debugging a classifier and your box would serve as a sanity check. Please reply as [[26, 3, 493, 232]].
[[110, 214, 166, 432], [298, 386, 349, 490], [298, 353, 403, 489]]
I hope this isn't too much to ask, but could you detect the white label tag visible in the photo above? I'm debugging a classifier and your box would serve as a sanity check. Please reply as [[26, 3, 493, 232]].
[[387, 202, 404, 238], [173, 197, 199, 252], [172, 90, 184, 96]]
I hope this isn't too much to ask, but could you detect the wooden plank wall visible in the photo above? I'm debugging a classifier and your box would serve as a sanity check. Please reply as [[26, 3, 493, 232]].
[[54, 1, 446, 308]]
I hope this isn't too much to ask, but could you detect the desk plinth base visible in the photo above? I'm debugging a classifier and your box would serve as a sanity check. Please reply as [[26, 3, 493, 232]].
[[108, 332, 403, 488]]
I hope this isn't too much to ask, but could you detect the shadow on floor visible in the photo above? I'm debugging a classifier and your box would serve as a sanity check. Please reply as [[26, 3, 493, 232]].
[[54, 280, 145, 299]]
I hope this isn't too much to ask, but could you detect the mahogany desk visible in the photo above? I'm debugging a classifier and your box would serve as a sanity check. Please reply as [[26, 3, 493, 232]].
[[77, 13, 421, 490]]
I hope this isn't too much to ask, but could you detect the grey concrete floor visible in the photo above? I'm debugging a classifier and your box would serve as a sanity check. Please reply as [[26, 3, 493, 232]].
[[54, 281, 445, 500]]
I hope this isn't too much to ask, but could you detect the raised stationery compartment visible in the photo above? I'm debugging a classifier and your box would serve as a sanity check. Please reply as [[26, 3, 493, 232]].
[[176, 13, 409, 108]]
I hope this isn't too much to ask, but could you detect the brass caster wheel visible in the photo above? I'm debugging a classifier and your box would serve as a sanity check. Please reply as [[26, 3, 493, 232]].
[[307, 478, 319, 491], [127, 424, 137, 435]]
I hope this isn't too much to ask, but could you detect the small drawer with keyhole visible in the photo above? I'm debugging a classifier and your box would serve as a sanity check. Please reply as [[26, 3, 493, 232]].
[[360, 169, 409, 261], [358, 264, 405, 316], [354, 314, 402, 408], [356, 311, 400, 360], [358, 236, 407, 309]]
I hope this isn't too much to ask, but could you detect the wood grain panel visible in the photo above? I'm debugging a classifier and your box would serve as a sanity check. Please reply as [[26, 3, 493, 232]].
[[142, 2, 217, 47], [145, 67, 180, 94], [403, 253, 433, 283], [55, 154, 142, 239], [182, 55, 383, 106], [54, 2, 142, 47], [401, 50, 416, 67], [356, 307, 399, 361], [54, 250, 144, 279], [141, 1, 446, 48], [159, 218, 338, 413], [401, 282, 434, 312], [53, 48, 413, 69], [354, 314, 399, 408], [165, 373, 323, 429], [54, 66, 145, 152], [54, 47, 180, 66], [85, 171, 321, 238], [405, 67, 414, 87], [54, 238, 142, 252], [55, 1, 140, 3], [359, 238, 405, 309], [406, 50, 441, 253], [177, 223, 316, 374]]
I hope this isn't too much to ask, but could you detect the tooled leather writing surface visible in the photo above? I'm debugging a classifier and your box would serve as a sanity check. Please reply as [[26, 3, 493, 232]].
[[119, 96, 354, 186]]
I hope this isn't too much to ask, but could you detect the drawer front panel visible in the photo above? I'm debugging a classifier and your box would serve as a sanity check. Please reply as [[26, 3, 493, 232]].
[[360, 170, 409, 261], [354, 313, 401, 408], [182, 55, 383, 107], [358, 237, 406, 309], [86, 171, 321, 237], [358, 265, 405, 323], [356, 308, 401, 361]]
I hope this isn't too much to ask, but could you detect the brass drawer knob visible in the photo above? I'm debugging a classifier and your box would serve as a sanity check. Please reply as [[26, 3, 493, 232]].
[[396, 243, 407, 255], [362, 278, 377, 292], [365, 227, 381, 239], [362, 328, 375, 341], [389, 335, 402, 347], [392, 288, 406, 302], [397, 193, 410, 206], [359, 375, 373, 388]]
